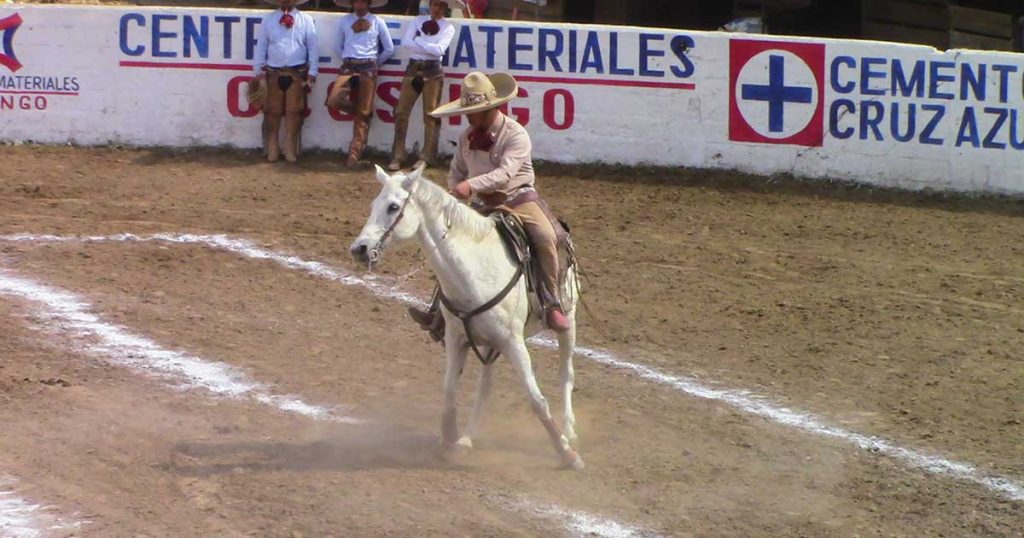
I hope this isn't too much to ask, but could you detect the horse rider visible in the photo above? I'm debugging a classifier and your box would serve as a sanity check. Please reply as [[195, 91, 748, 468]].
[[410, 71, 572, 333], [388, 0, 461, 171], [330, 0, 394, 167], [252, 0, 320, 163]]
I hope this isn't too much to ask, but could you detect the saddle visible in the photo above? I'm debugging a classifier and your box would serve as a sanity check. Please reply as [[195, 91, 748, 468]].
[[414, 207, 577, 351]]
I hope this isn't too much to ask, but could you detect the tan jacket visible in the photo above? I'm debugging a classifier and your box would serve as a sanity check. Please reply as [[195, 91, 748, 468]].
[[448, 113, 536, 199]]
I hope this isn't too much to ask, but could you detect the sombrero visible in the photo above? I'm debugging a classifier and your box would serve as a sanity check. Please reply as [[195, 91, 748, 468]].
[[430, 72, 518, 118], [263, 0, 312, 5], [333, 0, 389, 8]]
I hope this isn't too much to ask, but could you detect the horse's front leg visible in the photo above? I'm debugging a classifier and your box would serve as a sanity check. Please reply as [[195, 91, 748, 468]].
[[557, 314, 578, 443], [441, 329, 469, 450], [459, 361, 494, 449], [503, 338, 584, 471]]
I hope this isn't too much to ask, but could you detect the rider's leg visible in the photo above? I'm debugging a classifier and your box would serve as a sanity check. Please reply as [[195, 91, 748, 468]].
[[511, 201, 569, 332]]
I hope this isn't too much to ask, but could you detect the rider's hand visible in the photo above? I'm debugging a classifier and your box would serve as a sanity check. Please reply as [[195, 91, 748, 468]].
[[452, 181, 473, 200]]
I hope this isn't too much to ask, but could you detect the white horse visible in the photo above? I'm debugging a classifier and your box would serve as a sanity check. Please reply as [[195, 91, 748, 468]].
[[350, 164, 583, 470]]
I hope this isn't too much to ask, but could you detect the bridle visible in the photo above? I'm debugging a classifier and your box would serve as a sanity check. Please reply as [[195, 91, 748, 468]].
[[368, 193, 412, 269]]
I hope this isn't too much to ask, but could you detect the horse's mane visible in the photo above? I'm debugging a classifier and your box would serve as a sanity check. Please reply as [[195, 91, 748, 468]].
[[411, 176, 495, 242]]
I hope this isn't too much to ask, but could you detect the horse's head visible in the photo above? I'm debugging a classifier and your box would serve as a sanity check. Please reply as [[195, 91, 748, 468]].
[[349, 163, 425, 266]]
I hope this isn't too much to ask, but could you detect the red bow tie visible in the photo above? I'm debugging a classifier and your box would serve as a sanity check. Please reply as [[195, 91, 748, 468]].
[[421, 19, 440, 36], [280, 9, 295, 28], [468, 129, 495, 151]]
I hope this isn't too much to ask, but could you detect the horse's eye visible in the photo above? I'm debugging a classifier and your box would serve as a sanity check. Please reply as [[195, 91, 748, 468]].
[[387, 203, 401, 214]]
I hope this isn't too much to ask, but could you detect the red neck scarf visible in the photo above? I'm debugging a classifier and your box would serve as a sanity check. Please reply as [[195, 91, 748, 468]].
[[468, 129, 495, 151], [280, 8, 294, 28]]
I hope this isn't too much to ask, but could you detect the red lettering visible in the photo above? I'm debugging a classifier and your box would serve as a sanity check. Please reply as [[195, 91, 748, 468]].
[[18, 96, 31, 110], [500, 87, 530, 126], [543, 89, 574, 130], [227, 76, 260, 118], [447, 83, 462, 126], [34, 96, 47, 111], [376, 81, 400, 123], [0, 96, 13, 110]]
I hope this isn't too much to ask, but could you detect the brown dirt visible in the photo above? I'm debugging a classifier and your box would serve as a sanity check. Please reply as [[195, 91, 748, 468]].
[[0, 146, 1022, 537]]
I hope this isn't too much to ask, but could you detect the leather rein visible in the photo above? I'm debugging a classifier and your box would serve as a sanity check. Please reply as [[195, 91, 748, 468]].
[[439, 260, 525, 365]]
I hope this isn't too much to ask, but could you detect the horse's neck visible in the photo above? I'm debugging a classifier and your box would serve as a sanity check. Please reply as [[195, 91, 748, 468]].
[[414, 202, 511, 304]]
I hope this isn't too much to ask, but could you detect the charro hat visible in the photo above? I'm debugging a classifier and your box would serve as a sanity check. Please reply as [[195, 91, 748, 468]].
[[333, 0, 389, 8], [430, 72, 518, 118]]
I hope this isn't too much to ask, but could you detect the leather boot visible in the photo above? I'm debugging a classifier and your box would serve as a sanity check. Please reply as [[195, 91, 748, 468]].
[[284, 112, 302, 163], [265, 113, 282, 163], [408, 307, 445, 342], [546, 306, 571, 333]]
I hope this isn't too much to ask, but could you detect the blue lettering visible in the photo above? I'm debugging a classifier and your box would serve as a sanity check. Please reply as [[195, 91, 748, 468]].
[[385, 21, 402, 65], [609, 33, 634, 76], [580, 31, 603, 74], [829, 99, 856, 139], [891, 59, 924, 98], [992, 64, 1017, 103], [567, 30, 578, 73], [152, 14, 177, 58], [508, 27, 534, 71], [119, 14, 146, 57], [928, 61, 955, 100], [214, 16, 240, 59], [638, 33, 665, 77], [669, 35, 695, 78], [960, 63, 986, 101], [983, 107, 1007, 149], [860, 57, 886, 96], [452, 26, 476, 68], [891, 103, 916, 142], [860, 101, 885, 140], [245, 17, 261, 61], [956, 108, 980, 147], [538, 28, 563, 72], [478, 25, 504, 69], [1009, 109, 1024, 149], [183, 16, 209, 59], [920, 104, 945, 145], [830, 56, 856, 94]]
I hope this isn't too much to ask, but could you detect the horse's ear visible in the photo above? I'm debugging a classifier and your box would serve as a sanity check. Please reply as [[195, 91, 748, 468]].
[[373, 164, 390, 186], [401, 161, 425, 191]]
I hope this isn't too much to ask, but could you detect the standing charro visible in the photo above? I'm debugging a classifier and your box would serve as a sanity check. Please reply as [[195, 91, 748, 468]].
[[410, 72, 572, 333], [327, 0, 394, 167], [251, 0, 320, 164], [387, 0, 461, 171]]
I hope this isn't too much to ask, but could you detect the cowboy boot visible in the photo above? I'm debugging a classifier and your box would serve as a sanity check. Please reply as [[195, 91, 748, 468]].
[[546, 306, 571, 333], [283, 112, 302, 163], [265, 113, 283, 163]]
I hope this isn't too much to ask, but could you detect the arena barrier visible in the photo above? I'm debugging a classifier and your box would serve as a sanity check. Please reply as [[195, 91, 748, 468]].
[[1, 5, 1023, 194]]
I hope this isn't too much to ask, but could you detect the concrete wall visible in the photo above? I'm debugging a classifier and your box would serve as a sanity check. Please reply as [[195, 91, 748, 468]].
[[1, 5, 1023, 194]]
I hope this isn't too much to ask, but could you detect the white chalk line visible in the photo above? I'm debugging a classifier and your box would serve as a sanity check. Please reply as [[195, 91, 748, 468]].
[[0, 478, 85, 538], [505, 497, 660, 538], [0, 268, 361, 426], [0, 235, 652, 537], [3, 234, 1022, 506]]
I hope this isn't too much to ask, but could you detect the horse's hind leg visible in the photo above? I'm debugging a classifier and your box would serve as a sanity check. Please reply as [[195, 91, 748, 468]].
[[504, 339, 584, 471], [557, 315, 578, 443], [459, 361, 494, 449]]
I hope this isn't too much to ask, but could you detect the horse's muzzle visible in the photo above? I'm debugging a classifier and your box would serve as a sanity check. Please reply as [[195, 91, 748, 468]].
[[350, 243, 370, 264]]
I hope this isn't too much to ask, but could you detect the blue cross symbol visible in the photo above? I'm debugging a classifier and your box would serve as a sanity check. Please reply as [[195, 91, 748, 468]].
[[741, 54, 813, 133]]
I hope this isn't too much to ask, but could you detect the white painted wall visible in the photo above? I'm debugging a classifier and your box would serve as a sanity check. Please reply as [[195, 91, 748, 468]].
[[1, 5, 1022, 194]]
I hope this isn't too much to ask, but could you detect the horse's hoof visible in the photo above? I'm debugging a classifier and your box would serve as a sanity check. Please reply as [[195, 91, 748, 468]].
[[455, 436, 474, 450], [561, 449, 585, 471]]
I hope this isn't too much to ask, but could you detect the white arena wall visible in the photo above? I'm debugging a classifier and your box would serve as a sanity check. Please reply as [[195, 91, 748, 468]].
[[1, 5, 1023, 194]]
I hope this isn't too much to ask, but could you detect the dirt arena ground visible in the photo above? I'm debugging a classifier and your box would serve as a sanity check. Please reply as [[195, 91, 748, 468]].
[[0, 146, 1022, 537]]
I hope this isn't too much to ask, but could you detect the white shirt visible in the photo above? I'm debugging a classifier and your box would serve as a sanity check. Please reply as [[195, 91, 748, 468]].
[[337, 13, 395, 64], [401, 15, 455, 61], [253, 9, 320, 77]]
